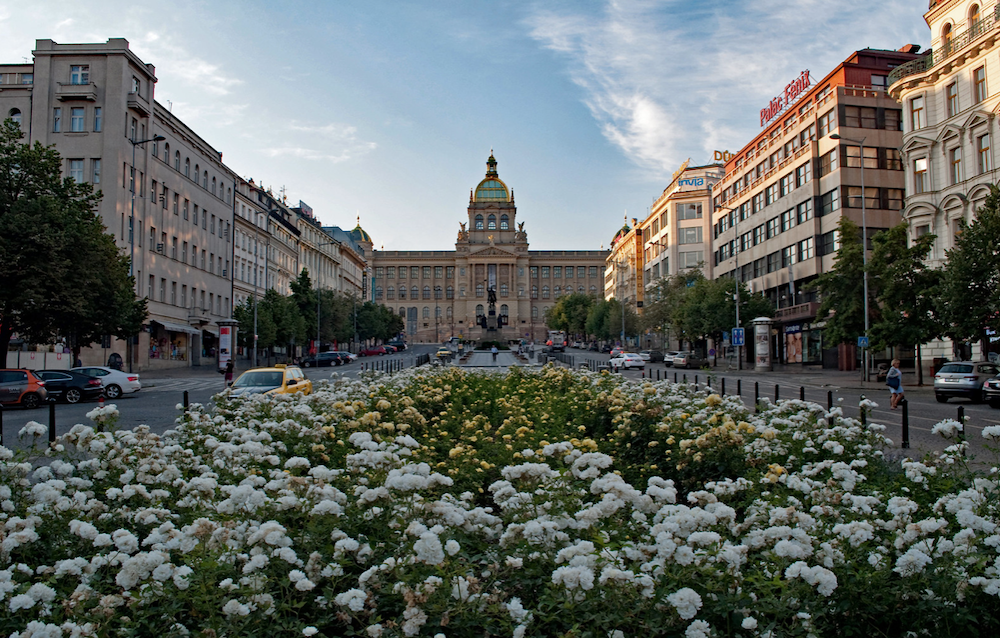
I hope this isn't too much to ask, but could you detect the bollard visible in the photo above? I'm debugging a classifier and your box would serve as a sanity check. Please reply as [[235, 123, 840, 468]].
[[775, 384, 780, 403], [674, 372, 678, 383], [957, 406, 966, 450], [183, 391, 189, 409], [695, 375, 699, 387], [800, 386, 805, 401], [901, 399, 910, 449], [657, 369, 661, 381], [0, 405, 4, 447], [49, 401, 56, 444], [828, 390, 833, 411], [721, 379, 725, 396], [754, 382, 760, 413], [683, 374, 687, 384], [860, 395, 867, 426], [642, 370, 645, 379], [737, 379, 742, 397]]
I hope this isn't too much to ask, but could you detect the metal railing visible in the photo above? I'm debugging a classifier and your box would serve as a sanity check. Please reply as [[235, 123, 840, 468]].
[[889, 7, 1000, 86]]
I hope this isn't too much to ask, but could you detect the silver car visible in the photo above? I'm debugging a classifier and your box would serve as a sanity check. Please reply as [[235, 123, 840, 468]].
[[672, 351, 708, 369], [934, 361, 1000, 403]]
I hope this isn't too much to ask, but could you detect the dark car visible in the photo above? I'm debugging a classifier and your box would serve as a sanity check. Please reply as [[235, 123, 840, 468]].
[[35, 369, 104, 404], [639, 350, 665, 363], [332, 351, 356, 365], [383, 345, 398, 354], [387, 341, 407, 351], [301, 352, 341, 368], [0, 369, 48, 409], [359, 346, 388, 356]]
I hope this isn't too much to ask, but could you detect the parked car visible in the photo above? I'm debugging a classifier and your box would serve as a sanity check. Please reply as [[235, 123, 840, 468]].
[[672, 351, 708, 369], [387, 341, 407, 351], [983, 373, 1000, 408], [609, 353, 645, 370], [333, 351, 358, 363], [0, 369, 48, 409], [934, 361, 1000, 403], [610, 347, 624, 358], [639, 350, 664, 363], [359, 346, 388, 356], [588, 343, 599, 352], [36, 369, 104, 404], [436, 347, 452, 360], [663, 351, 682, 367], [383, 345, 398, 354], [71, 366, 141, 399], [301, 352, 341, 368], [229, 365, 312, 397]]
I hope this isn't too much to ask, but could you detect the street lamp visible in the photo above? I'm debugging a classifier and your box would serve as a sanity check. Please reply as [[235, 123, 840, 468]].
[[830, 133, 870, 381], [716, 205, 742, 370], [127, 133, 165, 373]]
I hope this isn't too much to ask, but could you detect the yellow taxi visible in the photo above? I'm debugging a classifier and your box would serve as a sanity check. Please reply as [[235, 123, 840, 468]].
[[435, 347, 452, 360], [229, 364, 312, 397]]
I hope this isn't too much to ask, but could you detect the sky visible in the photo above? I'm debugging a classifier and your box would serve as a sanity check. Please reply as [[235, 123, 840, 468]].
[[1, 0, 930, 251]]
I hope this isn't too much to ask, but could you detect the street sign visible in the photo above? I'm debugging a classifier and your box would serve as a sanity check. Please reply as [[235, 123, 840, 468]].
[[709, 348, 716, 356], [857, 336, 869, 348], [732, 327, 745, 346]]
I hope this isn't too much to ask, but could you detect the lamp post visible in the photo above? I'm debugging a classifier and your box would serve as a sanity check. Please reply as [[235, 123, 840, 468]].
[[127, 133, 165, 374], [830, 133, 869, 381], [715, 205, 742, 370]]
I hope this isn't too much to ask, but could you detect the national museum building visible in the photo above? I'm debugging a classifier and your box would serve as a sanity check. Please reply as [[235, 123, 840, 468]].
[[370, 155, 609, 343]]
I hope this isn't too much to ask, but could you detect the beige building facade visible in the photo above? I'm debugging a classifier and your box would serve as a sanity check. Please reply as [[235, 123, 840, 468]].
[[371, 155, 607, 343]]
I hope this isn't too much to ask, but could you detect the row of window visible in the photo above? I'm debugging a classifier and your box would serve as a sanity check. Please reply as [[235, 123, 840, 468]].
[[910, 65, 987, 129], [53, 106, 101, 133], [473, 214, 510, 230], [373, 265, 601, 280], [124, 162, 231, 241], [143, 223, 230, 278], [373, 283, 603, 301], [913, 132, 991, 192], [376, 266, 453, 279], [392, 305, 562, 321], [148, 131, 232, 204], [144, 275, 227, 315]]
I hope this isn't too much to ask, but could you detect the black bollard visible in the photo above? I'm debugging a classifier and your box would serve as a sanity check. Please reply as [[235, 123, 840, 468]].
[[721, 378, 726, 395], [183, 391, 189, 409], [827, 390, 833, 410], [754, 382, 760, 413], [683, 374, 687, 384], [49, 401, 56, 444], [695, 375, 699, 387], [958, 406, 966, 449], [657, 369, 661, 381], [800, 386, 805, 401], [901, 399, 910, 449], [737, 379, 742, 397], [775, 384, 780, 403], [674, 372, 678, 383]]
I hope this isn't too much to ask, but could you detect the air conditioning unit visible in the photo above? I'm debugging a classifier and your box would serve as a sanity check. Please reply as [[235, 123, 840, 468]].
[[156, 243, 164, 253]]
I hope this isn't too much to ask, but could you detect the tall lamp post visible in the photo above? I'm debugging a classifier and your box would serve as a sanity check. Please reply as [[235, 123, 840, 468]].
[[715, 205, 742, 370], [830, 133, 869, 381], [127, 133, 165, 373]]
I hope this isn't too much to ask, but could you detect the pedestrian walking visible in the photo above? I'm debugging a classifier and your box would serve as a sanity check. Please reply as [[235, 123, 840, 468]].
[[886, 358, 904, 409], [224, 361, 234, 388], [491, 345, 499, 362]]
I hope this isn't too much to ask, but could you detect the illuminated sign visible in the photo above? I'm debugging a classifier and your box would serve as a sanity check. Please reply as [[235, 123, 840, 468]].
[[678, 177, 705, 187], [760, 70, 811, 127], [713, 150, 734, 163]]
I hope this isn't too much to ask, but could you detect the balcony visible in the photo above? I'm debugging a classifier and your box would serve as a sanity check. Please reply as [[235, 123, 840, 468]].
[[889, 6, 1000, 86], [775, 301, 820, 322], [127, 91, 151, 118], [56, 82, 97, 101], [187, 307, 212, 326]]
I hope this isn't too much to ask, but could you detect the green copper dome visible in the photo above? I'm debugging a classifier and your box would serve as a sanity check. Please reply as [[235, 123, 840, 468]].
[[351, 216, 371, 243], [474, 152, 510, 202]]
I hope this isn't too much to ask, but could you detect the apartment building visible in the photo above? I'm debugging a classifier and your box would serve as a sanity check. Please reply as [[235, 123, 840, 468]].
[[711, 47, 918, 367], [0, 38, 236, 370], [889, 0, 1000, 362]]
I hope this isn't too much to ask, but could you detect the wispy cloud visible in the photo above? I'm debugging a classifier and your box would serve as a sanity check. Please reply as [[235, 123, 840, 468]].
[[134, 31, 243, 97], [259, 121, 377, 163], [524, 0, 926, 180]]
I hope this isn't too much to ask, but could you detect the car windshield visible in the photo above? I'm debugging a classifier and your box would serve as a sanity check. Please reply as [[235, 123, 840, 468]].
[[939, 364, 973, 374], [233, 371, 283, 388]]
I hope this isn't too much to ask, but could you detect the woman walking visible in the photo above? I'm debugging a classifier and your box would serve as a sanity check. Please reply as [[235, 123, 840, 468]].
[[224, 361, 234, 388], [886, 358, 904, 409]]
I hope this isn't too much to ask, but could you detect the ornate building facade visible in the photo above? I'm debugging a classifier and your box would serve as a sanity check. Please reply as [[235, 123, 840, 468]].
[[371, 155, 608, 343]]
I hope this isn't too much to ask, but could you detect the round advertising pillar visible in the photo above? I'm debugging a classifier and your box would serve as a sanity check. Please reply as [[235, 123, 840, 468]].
[[752, 317, 774, 372], [216, 319, 239, 372]]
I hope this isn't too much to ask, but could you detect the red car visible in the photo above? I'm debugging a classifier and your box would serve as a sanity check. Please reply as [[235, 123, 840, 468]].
[[359, 346, 387, 356]]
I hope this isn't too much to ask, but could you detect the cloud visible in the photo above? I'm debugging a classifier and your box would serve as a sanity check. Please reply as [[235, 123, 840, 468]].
[[523, 0, 927, 180], [132, 31, 244, 97], [257, 121, 377, 163]]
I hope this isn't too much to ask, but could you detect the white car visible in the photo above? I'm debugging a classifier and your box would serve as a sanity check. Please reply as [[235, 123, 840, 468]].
[[71, 366, 141, 399], [609, 353, 645, 370], [663, 351, 682, 367]]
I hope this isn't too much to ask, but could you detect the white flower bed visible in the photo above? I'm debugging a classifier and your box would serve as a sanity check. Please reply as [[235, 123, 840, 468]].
[[1, 365, 999, 637]]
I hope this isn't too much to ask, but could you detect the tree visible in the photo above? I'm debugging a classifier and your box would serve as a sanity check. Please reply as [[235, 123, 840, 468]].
[[585, 300, 613, 341], [545, 293, 593, 337], [290, 268, 318, 342], [811, 217, 875, 347], [0, 119, 146, 355], [868, 223, 942, 384], [356, 302, 403, 343], [939, 186, 1000, 357]]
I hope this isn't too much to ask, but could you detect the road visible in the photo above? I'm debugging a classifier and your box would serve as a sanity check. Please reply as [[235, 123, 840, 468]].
[[4, 344, 997, 463]]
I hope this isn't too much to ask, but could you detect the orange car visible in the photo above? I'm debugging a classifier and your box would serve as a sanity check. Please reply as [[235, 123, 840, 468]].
[[0, 369, 49, 409]]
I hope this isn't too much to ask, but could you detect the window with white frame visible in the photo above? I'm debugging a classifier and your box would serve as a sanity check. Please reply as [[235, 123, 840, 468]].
[[910, 96, 926, 130], [70, 65, 89, 85], [978, 133, 991, 173], [68, 159, 84, 183]]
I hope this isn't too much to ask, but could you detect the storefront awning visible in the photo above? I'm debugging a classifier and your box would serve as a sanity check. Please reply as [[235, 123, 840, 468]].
[[151, 319, 199, 335], [201, 325, 218, 336]]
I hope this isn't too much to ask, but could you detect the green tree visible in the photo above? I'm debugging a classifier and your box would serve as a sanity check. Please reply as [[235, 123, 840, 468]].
[[939, 186, 1000, 357], [545, 293, 594, 337], [811, 217, 875, 347], [869, 223, 942, 384], [585, 300, 613, 341], [290, 268, 318, 342], [0, 119, 146, 355], [356, 301, 403, 343]]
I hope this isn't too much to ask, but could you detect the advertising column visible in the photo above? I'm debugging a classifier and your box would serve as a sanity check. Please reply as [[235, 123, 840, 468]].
[[216, 319, 239, 371], [753, 317, 773, 372]]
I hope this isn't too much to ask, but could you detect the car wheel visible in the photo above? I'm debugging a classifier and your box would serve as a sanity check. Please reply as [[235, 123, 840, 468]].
[[104, 384, 122, 399], [22, 393, 42, 410], [65, 388, 83, 404], [935, 393, 948, 403]]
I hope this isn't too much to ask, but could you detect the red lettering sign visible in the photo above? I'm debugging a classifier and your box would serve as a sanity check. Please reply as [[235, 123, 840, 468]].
[[760, 70, 812, 127]]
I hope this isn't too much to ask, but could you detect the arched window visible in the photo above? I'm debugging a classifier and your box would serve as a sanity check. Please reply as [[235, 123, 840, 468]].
[[475, 214, 484, 230], [532, 306, 539, 319], [387, 286, 395, 300], [398, 307, 406, 317], [500, 283, 509, 297], [423, 307, 430, 319], [488, 214, 497, 230], [185, 158, 190, 177], [411, 286, 418, 299], [203, 171, 208, 188], [500, 304, 508, 316], [542, 286, 550, 299], [970, 4, 982, 29], [174, 151, 180, 171], [578, 286, 585, 294], [434, 286, 442, 299], [476, 283, 484, 298], [8, 108, 21, 126], [476, 304, 484, 317], [554, 286, 562, 298], [500, 214, 509, 230], [227, 187, 231, 203], [423, 285, 431, 299], [399, 286, 406, 299], [531, 285, 538, 299], [194, 164, 199, 180], [589, 285, 597, 296], [435, 306, 442, 318], [446, 286, 454, 299], [163, 143, 170, 162], [375, 286, 383, 300], [942, 23, 953, 53], [446, 306, 453, 319], [212, 177, 217, 195]]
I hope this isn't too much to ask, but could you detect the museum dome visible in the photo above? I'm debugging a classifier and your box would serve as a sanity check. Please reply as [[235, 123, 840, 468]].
[[473, 152, 511, 203], [351, 216, 372, 243]]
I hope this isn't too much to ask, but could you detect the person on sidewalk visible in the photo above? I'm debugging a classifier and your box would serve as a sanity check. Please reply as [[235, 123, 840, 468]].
[[886, 358, 904, 409], [491, 345, 499, 362], [223, 361, 234, 388]]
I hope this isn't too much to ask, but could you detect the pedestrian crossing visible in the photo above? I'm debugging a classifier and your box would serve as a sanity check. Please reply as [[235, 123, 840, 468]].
[[142, 379, 225, 393]]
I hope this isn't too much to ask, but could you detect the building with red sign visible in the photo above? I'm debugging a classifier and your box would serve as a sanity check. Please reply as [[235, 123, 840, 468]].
[[710, 47, 921, 368]]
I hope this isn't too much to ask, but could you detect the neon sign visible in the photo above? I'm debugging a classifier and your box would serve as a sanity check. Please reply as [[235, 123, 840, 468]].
[[760, 70, 811, 127]]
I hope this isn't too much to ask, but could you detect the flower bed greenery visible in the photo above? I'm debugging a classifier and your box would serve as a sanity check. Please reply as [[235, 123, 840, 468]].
[[2, 365, 999, 638]]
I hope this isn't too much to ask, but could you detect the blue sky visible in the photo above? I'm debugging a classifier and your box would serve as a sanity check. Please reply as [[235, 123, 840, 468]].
[[2, 1, 929, 250]]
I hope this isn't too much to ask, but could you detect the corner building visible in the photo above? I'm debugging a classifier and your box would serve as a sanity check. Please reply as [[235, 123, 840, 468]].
[[371, 155, 608, 343], [712, 47, 919, 367], [889, 0, 1000, 362]]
